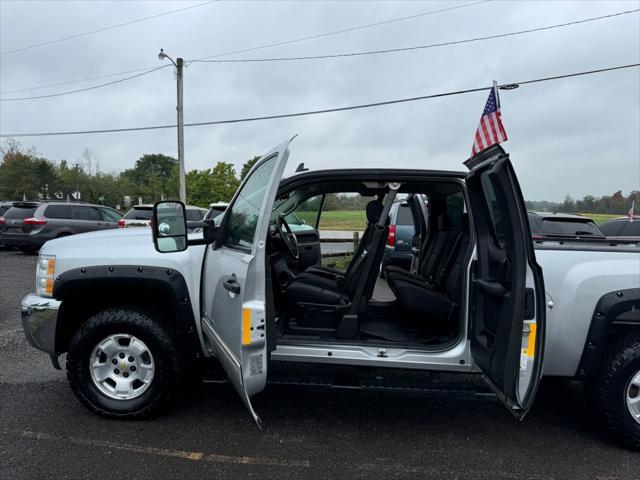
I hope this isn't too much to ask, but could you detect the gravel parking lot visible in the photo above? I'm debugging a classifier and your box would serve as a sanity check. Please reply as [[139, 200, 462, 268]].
[[1, 249, 638, 480]]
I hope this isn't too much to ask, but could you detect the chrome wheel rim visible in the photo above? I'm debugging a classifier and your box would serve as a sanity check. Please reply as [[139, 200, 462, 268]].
[[90, 334, 155, 400], [626, 368, 640, 425]]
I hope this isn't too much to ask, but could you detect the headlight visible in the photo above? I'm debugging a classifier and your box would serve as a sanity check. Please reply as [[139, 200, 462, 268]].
[[36, 254, 56, 297]]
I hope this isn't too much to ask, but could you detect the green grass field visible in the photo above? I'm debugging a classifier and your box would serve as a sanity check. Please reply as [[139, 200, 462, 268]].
[[295, 210, 620, 231], [297, 210, 366, 231]]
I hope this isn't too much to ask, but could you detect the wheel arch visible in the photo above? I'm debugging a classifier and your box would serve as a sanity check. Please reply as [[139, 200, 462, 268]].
[[576, 288, 640, 380], [53, 265, 203, 363]]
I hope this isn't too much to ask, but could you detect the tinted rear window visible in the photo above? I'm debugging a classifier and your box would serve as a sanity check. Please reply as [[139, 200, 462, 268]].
[[72, 206, 102, 221], [44, 204, 71, 219], [4, 206, 37, 219], [601, 220, 640, 236], [599, 221, 625, 236], [395, 205, 414, 226], [0, 206, 11, 216], [123, 208, 152, 220], [541, 219, 602, 236], [186, 209, 204, 221]]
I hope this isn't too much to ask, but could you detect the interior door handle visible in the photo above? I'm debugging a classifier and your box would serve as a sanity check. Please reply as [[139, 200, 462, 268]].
[[476, 278, 506, 297], [223, 276, 241, 294]]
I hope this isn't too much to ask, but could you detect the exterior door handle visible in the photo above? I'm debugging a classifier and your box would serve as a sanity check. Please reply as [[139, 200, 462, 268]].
[[223, 276, 241, 294]]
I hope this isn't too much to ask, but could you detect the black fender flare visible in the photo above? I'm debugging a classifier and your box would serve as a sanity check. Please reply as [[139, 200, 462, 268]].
[[52, 265, 203, 362], [576, 288, 640, 380]]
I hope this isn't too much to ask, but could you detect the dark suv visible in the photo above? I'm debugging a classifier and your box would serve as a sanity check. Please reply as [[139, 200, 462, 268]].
[[0, 201, 122, 253], [381, 200, 416, 272]]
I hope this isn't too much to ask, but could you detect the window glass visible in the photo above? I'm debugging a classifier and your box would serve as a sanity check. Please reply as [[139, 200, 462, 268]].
[[395, 205, 414, 226], [446, 192, 466, 229], [4, 206, 37, 219], [621, 221, 640, 236], [541, 219, 602, 236], [205, 208, 225, 221], [600, 221, 625, 236], [0, 206, 10, 216], [101, 208, 122, 222], [223, 155, 277, 251], [480, 174, 505, 247], [72, 206, 102, 221], [45, 204, 71, 219], [186, 209, 204, 221], [123, 208, 152, 220]]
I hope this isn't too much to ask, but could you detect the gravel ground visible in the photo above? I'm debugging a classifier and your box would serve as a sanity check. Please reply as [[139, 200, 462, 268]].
[[0, 249, 638, 480]]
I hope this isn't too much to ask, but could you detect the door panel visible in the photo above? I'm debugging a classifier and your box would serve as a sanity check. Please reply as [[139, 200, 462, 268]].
[[200, 137, 293, 425], [465, 146, 545, 418]]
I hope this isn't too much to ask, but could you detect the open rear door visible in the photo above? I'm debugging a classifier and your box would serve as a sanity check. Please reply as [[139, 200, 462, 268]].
[[464, 145, 545, 418], [200, 137, 293, 426]]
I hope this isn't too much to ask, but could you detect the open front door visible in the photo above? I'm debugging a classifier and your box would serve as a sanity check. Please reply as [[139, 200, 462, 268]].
[[464, 145, 545, 418], [200, 137, 293, 426]]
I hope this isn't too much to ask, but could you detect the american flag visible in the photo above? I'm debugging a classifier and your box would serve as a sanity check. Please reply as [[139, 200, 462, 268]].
[[628, 200, 635, 222], [471, 81, 508, 156]]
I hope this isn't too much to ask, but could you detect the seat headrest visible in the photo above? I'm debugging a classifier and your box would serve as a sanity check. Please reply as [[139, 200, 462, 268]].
[[366, 201, 384, 223], [437, 214, 451, 230]]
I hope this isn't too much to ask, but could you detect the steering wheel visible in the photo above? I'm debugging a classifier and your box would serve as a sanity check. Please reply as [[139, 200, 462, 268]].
[[277, 215, 300, 259]]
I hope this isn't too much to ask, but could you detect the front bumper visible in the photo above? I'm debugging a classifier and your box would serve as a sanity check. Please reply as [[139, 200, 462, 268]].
[[21, 293, 61, 354]]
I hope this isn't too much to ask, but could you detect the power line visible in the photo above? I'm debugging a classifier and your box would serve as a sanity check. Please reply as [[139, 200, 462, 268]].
[[0, 67, 163, 95], [3, 7, 635, 101], [0, 0, 489, 95], [190, 9, 640, 64], [0, 1, 219, 56], [189, 0, 492, 62], [2, 63, 637, 138], [0, 65, 170, 101]]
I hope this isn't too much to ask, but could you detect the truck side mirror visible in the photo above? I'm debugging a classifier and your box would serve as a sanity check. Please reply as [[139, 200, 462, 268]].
[[152, 201, 188, 253]]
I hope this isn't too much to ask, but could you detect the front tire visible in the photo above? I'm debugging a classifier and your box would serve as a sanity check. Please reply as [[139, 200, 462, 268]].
[[66, 308, 182, 419], [590, 332, 640, 449]]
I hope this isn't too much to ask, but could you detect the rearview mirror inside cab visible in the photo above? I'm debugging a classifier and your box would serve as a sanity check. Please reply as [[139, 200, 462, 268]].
[[152, 201, 188, 253]]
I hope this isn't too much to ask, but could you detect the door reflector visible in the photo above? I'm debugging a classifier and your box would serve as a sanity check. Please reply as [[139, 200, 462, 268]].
[[242, 308, 252, 345]]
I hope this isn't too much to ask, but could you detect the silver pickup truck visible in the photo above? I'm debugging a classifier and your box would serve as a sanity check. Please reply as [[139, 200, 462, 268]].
[[21, 140, 640, 448]]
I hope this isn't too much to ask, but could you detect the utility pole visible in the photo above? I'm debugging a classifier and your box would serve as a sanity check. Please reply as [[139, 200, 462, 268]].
[[159, 49, 186, 204]]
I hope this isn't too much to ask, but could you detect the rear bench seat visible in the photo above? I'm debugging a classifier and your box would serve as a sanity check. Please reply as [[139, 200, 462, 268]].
[[386, 215, 469, 321]]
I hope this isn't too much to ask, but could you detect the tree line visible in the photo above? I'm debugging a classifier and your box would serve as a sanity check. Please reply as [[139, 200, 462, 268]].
[[1, 140, 636, 214], [526, 190, 638, 215], [0, 140, 259, 210]]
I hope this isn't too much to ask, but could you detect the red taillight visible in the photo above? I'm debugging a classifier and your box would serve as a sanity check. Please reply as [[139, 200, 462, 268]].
[[118, 219, 126, 228], [0, 216, 5, 225], [388, 225, 396, 246], [23, 217, 47, 225]]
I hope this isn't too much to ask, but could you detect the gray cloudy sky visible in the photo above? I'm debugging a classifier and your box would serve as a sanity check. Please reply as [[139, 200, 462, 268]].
[[1, 0, 638, 201]]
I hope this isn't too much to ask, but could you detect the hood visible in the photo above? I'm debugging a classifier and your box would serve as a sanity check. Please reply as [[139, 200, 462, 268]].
[[43, 227, 150, 251]]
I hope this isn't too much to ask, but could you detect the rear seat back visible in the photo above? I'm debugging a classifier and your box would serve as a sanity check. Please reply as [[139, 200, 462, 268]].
[[418, 214, 452, 282]]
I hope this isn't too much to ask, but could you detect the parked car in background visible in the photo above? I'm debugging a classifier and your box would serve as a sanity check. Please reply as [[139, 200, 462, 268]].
[[119, 204, 208, 232], [0, 201, 19, 248], [600, 216, 640, 238], [381, 200, 418, 273], [204, 202, 229, 223], [527, 212, 604, 240], [0, 201, 121, 253], [0, 200, 19, 217]]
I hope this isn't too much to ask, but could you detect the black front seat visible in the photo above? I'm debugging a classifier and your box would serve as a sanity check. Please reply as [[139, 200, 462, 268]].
[[300, 200, 384, 284], [286, 200, 390, 316]]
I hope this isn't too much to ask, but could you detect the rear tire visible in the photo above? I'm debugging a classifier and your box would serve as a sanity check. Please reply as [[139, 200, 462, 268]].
[[590, 332, 640, 449], [66, 307, 182, 419]]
